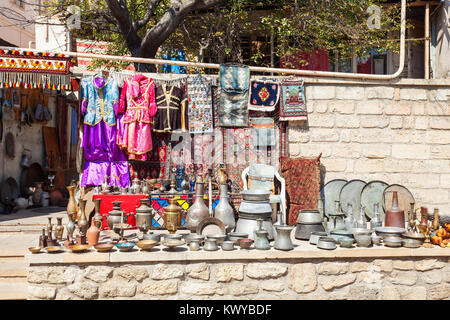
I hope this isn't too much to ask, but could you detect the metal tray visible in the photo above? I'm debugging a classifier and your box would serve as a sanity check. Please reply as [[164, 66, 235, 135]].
[[360, 180, 388, 221], [322, 179, 347, 217], [339, 179, 367, 219], [382, 184, 414, 222], [196, 217, 226, 236]]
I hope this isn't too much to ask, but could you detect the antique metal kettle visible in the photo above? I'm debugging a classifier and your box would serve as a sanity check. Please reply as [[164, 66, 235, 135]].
[[164, 198, 182, 234], [384, 191, 405, 229], [214, 169, 236, 233], [107, 201, 128, 230], [186, 175, 209, 232], [135, 198, 154, 233]]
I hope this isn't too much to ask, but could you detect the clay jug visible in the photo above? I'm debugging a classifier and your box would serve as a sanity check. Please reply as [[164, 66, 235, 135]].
[[87, 218, 100, 246], [66, 185, 78, 217], [384, 191, 405, 229]]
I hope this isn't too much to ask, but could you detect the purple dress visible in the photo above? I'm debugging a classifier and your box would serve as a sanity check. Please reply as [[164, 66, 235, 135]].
[[80, 76, 130, 187]]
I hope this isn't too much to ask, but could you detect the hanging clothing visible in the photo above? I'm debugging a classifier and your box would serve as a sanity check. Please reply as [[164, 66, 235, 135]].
[[80, 76, 130, 187], [186, 75, 214, 134], [117, 74, 157, 161], [153, 84, 187, 133]]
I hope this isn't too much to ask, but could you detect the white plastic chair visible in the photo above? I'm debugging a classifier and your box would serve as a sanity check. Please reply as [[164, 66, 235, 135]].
[[241, 164, 287, 224]]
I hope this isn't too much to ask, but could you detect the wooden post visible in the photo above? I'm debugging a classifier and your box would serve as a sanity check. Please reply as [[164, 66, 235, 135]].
[[425, 3, 430, 79]]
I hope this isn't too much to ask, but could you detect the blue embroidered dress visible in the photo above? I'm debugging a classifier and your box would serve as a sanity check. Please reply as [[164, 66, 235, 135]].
[[80, 76, 130, 187]]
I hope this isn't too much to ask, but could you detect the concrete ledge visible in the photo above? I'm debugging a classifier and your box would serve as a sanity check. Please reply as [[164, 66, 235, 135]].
[[26, 243, 450, 265]]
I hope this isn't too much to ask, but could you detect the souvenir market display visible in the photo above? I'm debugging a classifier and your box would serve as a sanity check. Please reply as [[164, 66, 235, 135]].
[[23, 62, 449, 254]]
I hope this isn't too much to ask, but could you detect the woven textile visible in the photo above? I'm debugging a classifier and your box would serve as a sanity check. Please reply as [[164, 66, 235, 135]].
[[186, 75, 214, 134], [248, 79, 280, 112], [279, 79, 307, 121], [281, 155, 321, 225], [218, 63, 249, 127]]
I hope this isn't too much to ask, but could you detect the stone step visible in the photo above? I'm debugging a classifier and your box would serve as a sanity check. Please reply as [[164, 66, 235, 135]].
[[0, 277, 28, 300], [0, 258, 28, 277]]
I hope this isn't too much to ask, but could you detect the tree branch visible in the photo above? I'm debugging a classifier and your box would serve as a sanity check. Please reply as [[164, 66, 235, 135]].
[[134, 0, 162, 31]]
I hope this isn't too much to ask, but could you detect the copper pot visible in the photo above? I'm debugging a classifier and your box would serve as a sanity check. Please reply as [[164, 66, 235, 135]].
[[164, 198, 182, 234], [384, 191, 405, 229]]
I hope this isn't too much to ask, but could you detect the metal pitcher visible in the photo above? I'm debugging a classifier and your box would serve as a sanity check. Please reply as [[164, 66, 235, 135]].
[[254, 219, 270, 250], [274, 225, 294, 251], [214, 181, 236, 233], [135, 198, 154, 233], [186, 175, 209, 232]]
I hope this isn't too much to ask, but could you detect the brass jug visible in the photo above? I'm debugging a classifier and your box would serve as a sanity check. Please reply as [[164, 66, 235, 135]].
[[93, 198, 103, 230], [164, 198, 182, 234], [186, 175, 209, 232], [77, 198, 88, 236]]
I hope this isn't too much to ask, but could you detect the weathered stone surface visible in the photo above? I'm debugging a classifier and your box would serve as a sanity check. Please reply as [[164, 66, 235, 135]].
[[308, 114, 335, 128], [391, 144, 430, 160], [329, 101, 355, 114], [139, 279, 178, 295], [48, 267, 68, 284], [443, 267, 450, 283], [114, 266, 149, 281], [55, 289, 77, 300], [390, 116, 403, 129], [288, 263, 317, 294], [400, 88, 427, 101], [351, 262, 370, 273], [180, 282, 227, 296], [318, 262, 349, 275], [99, 281, 136, 298], [151, 264, 184, 280], [306, 85, 336, 100], [356, 101, 383, 115], [366, 87, 395, 100], [348, 285, 378, 300], [415, 259, 445, 271], [360, 116, 389, 128], [67, 281, 99, 299], [336, 87, 364, 100], [354, 159, 384, 173], [359, 266, 383, 285], [399, 286, 427, 300], [246, 263, 288, 279], [425, 131, 450, 145], [186, 263, 210, 281], [28, 268, 49, 284], [84, 266, 113, 283], [310, 128, 340, 142], [361, 144, 391, 159], [215, 264, 244, 282], [230, 283, 259, 296], [428, 284, 450, 300], [321, 274, 356, 291], [385, 102, 411, 115], [381, 287, 400, 300], [320, 158, 347, 172], [415, 117, 429, 130], [393, 260, 414, 271], [260, 280, 285, 292], [28, 286, 56, 299], [421, 270, 442, 284], [389, 271, 417, 286]]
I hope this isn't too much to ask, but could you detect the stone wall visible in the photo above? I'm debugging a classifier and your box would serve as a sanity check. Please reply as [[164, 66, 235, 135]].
[[27, 257, 450, 300], [289, 80, 450, 215]]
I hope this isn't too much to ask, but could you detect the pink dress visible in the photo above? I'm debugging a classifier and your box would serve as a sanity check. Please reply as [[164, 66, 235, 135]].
[[117, 74, 157, 161]]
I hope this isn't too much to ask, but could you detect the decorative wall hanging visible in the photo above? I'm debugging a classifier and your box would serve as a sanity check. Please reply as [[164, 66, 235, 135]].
[[279, 79, 307, 121], [0, 50, 75, 90], [186, 75, 214, 134], [218, 63, 249, 127], [248, 79, 280, 112]]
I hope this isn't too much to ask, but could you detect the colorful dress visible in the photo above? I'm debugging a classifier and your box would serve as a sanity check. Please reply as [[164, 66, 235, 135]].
[[153, 84, 187, 133], [80, 76, 130, 188], [118, 74, 157, 161]]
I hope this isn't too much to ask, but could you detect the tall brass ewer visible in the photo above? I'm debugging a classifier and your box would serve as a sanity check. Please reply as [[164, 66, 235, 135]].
[[164, 198, 182, 234]]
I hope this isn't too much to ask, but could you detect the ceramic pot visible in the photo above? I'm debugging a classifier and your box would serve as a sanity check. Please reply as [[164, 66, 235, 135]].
[[384, 191, 405, 229], [66, 185, 78, 217], [214, 184, 236, 233], [186, 176, 209, 232], [55, 217, 64, 240], [135, 198, 154, 233], [164, 198, 182, 234], [87, 218, 100, 246], [93, 198, 103, 230], [274, 225, 294, 251], [77, 198, 88, 236]]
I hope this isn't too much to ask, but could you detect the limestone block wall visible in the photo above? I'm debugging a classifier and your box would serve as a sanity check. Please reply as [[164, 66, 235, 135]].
[[289, 81, 450, 215], [27, 257, 450, 300]]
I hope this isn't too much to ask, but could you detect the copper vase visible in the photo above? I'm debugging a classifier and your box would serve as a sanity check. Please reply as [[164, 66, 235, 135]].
[[384, 191, 405, 228], [66, 185, 78, 217]]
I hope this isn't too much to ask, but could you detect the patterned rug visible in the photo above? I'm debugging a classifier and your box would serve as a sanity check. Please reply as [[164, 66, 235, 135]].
[[279, 79, 307, 121]]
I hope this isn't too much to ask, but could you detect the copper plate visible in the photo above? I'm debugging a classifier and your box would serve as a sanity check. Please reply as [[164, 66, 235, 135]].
[[196, 217, 226, 236], [322, 179, 347, 217], [382, 184, 414, 222]]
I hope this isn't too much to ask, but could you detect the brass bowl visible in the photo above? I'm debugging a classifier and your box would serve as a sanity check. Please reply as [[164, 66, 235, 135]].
[[161, 239, 185, 249], [94, 243, 115, 252], [136, 240, 157, 251], [28, 246, 42, 254], [68, 244, 90, 253], [45, 246, 64, 253]]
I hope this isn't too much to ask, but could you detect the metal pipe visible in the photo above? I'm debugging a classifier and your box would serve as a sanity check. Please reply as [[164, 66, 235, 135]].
[[0, 0, 406, 81], [425, 3, 430, 80]]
